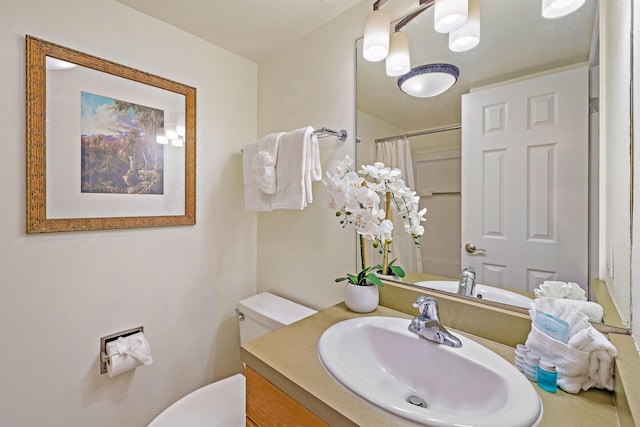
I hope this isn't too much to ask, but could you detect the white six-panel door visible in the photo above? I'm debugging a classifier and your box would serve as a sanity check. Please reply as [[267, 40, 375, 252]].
[[461, 66, 589, 292]]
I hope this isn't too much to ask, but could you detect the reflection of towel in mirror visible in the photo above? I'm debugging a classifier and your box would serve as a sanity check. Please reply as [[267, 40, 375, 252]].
[[253, 132, 282, 195], [525, 298, 616, 394], [534, 280, 587, 300]]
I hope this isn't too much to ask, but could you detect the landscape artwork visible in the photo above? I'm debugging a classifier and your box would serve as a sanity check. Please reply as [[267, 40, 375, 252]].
[[81, 91, 164, 195]]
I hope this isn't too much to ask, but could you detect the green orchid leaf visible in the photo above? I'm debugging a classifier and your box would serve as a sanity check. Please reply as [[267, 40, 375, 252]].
[[365, 273, 384, 287], [390, 264, 406, 278]]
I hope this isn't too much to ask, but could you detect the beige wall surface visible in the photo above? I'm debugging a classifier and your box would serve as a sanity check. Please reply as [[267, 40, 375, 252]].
[[255, 2, 371, 310], [0, 1, 257, 426]]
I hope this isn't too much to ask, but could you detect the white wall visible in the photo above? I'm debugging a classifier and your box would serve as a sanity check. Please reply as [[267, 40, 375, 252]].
[[255, 2, 371, 309], [0, 1, 257, 426], [600, 0, 632, 326]]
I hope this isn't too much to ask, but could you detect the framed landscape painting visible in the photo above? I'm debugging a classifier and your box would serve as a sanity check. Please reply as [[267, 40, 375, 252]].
[[26, 35, 196, 233]]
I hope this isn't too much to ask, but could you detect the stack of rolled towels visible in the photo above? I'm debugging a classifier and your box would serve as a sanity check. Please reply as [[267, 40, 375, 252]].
[[524, 297, 616, 394], [534, 280, 604, 323]]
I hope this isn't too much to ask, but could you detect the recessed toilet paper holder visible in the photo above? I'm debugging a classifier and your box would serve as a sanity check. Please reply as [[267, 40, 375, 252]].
[[99, 326, 144, 375]]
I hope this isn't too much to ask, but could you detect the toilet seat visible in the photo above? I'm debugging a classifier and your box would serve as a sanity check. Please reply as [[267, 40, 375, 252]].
[[147, 374, 245, 427]]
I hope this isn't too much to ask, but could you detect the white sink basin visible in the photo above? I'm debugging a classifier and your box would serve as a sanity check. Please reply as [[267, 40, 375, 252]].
[[318, 316, 542, 427], [414, 280, 533, 309]]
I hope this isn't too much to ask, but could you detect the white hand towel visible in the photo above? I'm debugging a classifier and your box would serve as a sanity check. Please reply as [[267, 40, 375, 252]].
[[243, 142, 273, 211], [303, 133, 322, 204], [272, 126, 313, 210], [534, 280, 587, 300], [253, 132, 282, 195], [309, 134, 322, 181]]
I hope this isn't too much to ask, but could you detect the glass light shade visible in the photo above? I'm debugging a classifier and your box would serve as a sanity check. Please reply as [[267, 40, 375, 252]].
[[386, 32, 411, 76], [397, 64, 459, 98], [434, 0, 468, 33], [449, 0, 480, 52], [363, 9, 391, 62], [156, 135, 169, 145], [542, 0, 585, 18]]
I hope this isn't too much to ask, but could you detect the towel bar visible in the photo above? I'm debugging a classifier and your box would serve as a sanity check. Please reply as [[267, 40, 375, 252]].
[[240, 126, 359, 153]]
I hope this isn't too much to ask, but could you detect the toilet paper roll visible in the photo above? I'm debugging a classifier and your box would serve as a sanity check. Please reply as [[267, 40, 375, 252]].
[[106, 351, 143, 378], [105, 332, 153, 378]]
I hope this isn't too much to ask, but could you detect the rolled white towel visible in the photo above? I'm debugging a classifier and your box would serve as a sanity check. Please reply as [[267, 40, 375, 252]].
[[568, 326, 617, 391], [555, 299, 604, 324], [534, 280, 587, 300]]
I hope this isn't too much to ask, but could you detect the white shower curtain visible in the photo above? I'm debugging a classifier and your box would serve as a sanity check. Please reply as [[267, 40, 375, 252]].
[[375, 138, 423, 274]]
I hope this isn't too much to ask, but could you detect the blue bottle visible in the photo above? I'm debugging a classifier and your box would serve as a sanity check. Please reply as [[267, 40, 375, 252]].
[[537, 360, 558, 393]]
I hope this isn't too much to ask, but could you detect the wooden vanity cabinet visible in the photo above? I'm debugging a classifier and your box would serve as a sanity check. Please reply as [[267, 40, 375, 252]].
[[245, 366, 329, 427]]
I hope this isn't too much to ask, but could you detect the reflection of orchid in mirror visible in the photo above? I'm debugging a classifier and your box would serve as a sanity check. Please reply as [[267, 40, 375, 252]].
[[324, 155, 426, 281]]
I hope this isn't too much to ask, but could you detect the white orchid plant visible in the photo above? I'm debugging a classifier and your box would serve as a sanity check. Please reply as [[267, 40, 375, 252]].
[[324, 155, 426, 286]]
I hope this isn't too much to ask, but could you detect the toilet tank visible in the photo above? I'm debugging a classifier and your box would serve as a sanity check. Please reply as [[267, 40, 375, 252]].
[[236, 292, 317, 344]]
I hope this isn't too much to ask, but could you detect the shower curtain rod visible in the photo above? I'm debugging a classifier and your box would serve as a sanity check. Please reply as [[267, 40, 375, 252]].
[[374, 124, 461, 143]]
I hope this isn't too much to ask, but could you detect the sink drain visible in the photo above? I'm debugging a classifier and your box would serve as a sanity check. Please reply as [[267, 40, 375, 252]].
[[406, 395, 428, 408]]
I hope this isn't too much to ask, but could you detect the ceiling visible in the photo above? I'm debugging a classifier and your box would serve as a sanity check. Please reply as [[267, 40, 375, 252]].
[[115, 0, 365, 62], [115, 0, 598, 132]]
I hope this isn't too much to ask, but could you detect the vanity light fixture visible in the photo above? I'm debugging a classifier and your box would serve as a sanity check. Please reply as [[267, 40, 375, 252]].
[[386, 31, 411, 76], [363, 8, 391, 62], [433, 0, 468, 33], [449, 0, 480, 52], [397, 63, 459, 98], [542, 0, 586, 19], [363, 0, 479, 78]]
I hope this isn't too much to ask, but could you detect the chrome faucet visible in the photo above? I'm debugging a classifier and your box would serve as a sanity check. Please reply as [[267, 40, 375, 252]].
[[458, 266, 476, 297], [408, 296, 462, 348]]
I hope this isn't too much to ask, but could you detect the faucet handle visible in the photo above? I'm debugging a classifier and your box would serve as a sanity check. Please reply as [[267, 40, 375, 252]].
[[412, 296, 439, 321]]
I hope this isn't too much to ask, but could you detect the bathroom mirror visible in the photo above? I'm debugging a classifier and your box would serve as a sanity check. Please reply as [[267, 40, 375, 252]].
[[356, 0, 632, 330]]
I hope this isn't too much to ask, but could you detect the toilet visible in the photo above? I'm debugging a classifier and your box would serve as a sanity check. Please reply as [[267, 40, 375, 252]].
[[147, 292, 316, 427]]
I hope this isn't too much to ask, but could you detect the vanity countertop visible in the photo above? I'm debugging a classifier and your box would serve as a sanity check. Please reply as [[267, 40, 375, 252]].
[[240, 303, 618, 427]]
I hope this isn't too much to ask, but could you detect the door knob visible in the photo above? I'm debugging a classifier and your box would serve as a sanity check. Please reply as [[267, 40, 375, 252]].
[[465, 243, 486, 254]]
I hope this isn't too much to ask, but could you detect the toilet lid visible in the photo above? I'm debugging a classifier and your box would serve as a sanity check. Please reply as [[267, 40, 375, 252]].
[[147, 374, 245, 427]]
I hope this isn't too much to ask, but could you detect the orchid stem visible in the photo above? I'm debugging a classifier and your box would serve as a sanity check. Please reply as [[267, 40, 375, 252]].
[[360, 235, 367, 271], [382, 191, 391, 275]]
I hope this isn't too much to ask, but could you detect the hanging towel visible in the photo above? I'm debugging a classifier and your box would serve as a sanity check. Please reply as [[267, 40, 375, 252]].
[[243, 142, 273, 211], [253, 132, 283, 195], [525, 298, 617, 394], [272, 126, 313, 209], [303, 133, 323, 204]]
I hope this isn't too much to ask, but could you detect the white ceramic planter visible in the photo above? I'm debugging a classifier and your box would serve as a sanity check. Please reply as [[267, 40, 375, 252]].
[[344, 282, 379, 313]]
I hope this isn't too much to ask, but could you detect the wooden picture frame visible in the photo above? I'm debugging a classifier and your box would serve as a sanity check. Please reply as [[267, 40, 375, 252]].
[[26, 35, 196, 233]]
